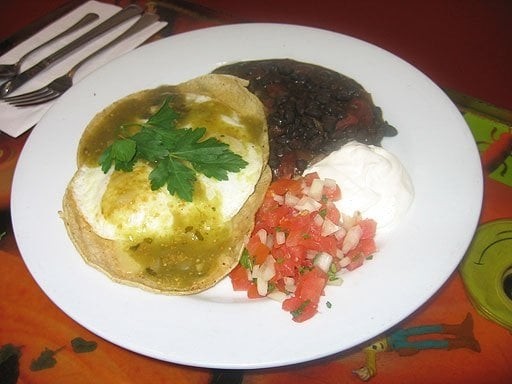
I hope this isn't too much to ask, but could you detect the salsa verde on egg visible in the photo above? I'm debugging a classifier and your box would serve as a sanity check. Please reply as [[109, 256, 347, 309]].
[[61, 74, 271, 294]]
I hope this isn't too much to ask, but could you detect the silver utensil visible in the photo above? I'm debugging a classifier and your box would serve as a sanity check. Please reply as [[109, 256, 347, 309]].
[[0, 4, 143, 98], [0, 13, 99, 78], [4, 13, 159, 107]]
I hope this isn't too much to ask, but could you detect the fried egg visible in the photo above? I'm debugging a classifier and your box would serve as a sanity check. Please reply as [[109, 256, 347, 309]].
[[62, 74, 270, 294], [71, 141, 263, 242]]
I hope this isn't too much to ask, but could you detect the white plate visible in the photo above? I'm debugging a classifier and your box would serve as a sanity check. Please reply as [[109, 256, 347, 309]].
[[11, 23, 483, 369]]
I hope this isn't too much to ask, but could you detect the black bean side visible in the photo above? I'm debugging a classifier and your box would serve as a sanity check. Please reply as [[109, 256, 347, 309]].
[[213, 59, 397, 179]]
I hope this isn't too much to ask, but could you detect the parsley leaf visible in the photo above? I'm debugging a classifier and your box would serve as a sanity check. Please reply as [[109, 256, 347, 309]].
[[98, 138, 137, 173], [131, 127, 169, 162], [149, 157, 197, 202], [99, 96, 248, 201], [145, 99, 180, 129]]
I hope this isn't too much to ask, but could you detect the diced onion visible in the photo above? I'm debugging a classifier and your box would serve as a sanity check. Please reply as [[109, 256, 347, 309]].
[[324, 178, 337, 189], [284, 192, 300, 207], [339, 256, 351, 268], [257, 277, 268, 296], [314, 252, 333, 273], [284, 277, 296, 293], [342, 211, 361, 230], [342, 224, 363, 253], [259, 255, 276, 281], [275, 231, 286, 245], [334, 227, 347, 241], [308, 178, 325, 201], [295, 196, 322, 212], [255, 256, 276, 296], [313, 213, 324, 227], [256, 228, 267, 245], [273, 193, 284, 205], [267, 290, 288, 302], [251, 264, 260, 279], [266, 234, 275, 249], [321, 217, 341, 237]]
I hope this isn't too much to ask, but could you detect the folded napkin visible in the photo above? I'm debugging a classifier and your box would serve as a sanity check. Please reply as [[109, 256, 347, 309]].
[[0, 0, 167, 137]]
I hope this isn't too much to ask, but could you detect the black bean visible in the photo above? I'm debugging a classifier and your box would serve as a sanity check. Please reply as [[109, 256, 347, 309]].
[[212, 58, 398, 178]]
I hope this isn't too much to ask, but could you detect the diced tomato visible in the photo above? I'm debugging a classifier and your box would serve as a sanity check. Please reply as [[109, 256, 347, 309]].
[[346, 238, 377, 260], [246, 236, 270, 264], [279, 210, 313, 232], [303, 172, 320, 186], [294, 267, 328, 305], [285, 245, 309, 268], [247, 282, 263, 299], [285, 228, 307, 248], [323, 183, 341, 201], [346, 256, 365, 271], [359, 219, 377, 239], [344, 238, 377, 271], [311, 234, 338, 256], [229, 173, 379, 322], [229, 265, 251, 291], [268, 177, 303, 196], [323, 201, 341, 224], [359, 237, 377, 255], [273, 246, 299, 279], [282, 268, 328, 321], [282, 296, 317, 323], [255, 204, 294, 233]]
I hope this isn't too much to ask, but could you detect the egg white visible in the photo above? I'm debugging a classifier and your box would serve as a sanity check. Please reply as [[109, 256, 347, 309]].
[[71, 97, 263, 243]]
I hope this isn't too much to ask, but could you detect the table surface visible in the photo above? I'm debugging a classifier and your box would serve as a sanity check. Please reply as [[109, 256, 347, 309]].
[[1, 0, 511, 111], [1, 1, 511, 384]]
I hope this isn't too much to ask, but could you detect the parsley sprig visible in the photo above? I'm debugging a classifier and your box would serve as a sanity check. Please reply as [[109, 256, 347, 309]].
[[99, 96, 248, 201]]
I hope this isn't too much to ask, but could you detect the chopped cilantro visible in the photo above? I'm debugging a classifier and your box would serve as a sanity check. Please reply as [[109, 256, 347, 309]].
[[291, 299, 311, 318], [99, 96, 248, 201], [239, 248, 254, 271], [326, 301, 332, 309], [327, 264, 340, 281], [298, 265, 313, 274]]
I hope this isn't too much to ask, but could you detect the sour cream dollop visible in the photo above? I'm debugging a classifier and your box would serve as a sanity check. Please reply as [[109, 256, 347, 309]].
[[307, 141, 414, 231]]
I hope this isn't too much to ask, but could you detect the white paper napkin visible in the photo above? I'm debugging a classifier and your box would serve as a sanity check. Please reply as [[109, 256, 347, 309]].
[[0, 0, 167, 137]]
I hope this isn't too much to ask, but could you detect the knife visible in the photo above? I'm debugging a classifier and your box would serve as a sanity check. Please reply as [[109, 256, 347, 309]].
[[0, 4, 143, 98]]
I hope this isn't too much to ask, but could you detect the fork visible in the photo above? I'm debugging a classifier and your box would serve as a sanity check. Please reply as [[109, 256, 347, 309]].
[[0, 13, 99, 78], [3, 13, 159, 107]]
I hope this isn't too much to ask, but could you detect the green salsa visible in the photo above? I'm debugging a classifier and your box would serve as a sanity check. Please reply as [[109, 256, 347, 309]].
[[77, 86, 260, 287]]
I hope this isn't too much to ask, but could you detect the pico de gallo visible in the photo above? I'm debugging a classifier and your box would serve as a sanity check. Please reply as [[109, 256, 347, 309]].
[[229, 172, 378, 322]]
